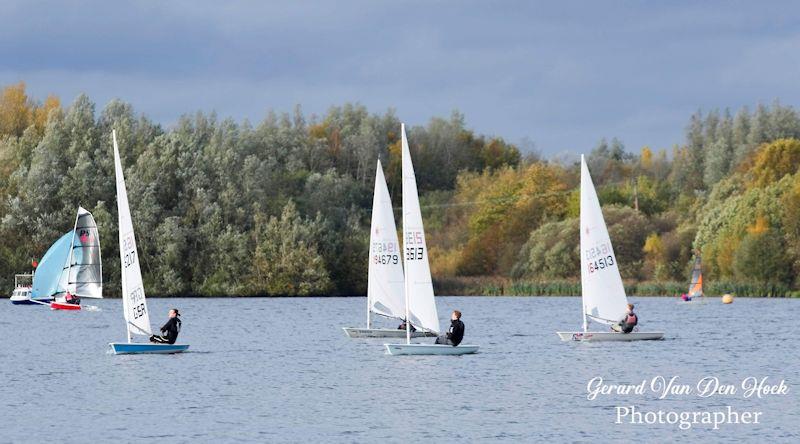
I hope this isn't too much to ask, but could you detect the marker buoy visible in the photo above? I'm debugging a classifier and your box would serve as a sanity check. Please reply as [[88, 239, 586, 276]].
[[721, 294, 733, 304]]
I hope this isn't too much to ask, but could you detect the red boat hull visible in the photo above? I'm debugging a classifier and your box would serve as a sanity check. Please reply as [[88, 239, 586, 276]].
[[50, 302, 81, 310]]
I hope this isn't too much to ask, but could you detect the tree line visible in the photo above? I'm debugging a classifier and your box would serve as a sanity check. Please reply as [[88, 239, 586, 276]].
[[1, 81, 798, 296]]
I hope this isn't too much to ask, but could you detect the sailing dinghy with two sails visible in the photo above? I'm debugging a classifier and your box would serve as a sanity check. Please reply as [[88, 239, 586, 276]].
[[556, 155, 663, 342], [679, 255, 705, 304], [384, 124, 478, 355], [50, 207, 103, 310], [343, 160, 436, 338], [108, 130, 188, 355]]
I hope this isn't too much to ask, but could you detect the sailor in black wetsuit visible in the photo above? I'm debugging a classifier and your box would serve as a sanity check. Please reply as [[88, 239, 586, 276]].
[[149, 309, 182, 344], [397, 320, 416, 332], [617, 304, 638, 334], [435, 310, 465, 346]]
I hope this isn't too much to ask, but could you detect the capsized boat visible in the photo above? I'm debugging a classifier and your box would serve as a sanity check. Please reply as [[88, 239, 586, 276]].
[[343, 160, 436, 339], [678, 255, 705, 304], [556, 155, 663, 342], [108, 130, 188, 355], [384, 124, 478, 356], [50, 207, 104, 311]]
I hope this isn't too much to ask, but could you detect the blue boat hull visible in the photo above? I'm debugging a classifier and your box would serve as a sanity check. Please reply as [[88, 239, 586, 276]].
[[109, 343, 189, 355], [10, 298, 53, 305]]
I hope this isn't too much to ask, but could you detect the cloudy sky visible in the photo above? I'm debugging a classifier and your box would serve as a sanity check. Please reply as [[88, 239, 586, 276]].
[[1, 1, 798, 156]]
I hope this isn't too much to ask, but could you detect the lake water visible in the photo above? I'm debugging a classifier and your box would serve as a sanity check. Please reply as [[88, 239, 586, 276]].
[[1, 296, 798, 443]]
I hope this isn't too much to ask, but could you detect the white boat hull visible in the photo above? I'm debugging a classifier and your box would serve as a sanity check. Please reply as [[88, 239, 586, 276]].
[[384, 343, 479, 355], [342, 327, 437, 338], [556, 331, 664, 341]]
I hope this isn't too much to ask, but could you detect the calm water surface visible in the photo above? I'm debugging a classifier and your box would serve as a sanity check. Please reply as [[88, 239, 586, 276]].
[[1, 296, 798, 443]]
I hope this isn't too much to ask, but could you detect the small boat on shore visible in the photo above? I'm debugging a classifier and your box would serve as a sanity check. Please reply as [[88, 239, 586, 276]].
[[556, 155, 663, 342]]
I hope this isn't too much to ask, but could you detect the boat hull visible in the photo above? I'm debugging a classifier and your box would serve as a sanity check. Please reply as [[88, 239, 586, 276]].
[[50, 302, 81, 310], [384, 343, 479, 355], [10, 297, 52, 305], [677, 298, 706, 305], [342, 327, 437, 338], [109, 343, 190, 355], [556, 331, 664, 341]]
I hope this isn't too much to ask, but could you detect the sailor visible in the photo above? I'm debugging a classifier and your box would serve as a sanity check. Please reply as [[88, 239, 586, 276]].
[[397, 320, 416, 332], [435, 310, 465, 346], [617, 304, 638, 333], [149, 309, 182, 344], [64, 291, 80, 305]]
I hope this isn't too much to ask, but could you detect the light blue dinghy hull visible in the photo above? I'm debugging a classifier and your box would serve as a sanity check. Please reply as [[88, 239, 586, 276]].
[[109, 343, 189, 355], [384, 343, 479, 355], [342, 327, 437, 338]]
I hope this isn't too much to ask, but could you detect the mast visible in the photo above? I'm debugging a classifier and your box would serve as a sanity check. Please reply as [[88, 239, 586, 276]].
[[62, 209, 81, 298], [402, 124, 411, 345], [366, 294, 371, 329]]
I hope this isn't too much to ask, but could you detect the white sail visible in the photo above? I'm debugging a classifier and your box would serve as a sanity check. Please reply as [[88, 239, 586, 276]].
[[113, 130, 152, 337], [66, 207, 103, 298], [368, 160, 406, 321], [401, 124, 440, 334], [580, 154, 628, 327]]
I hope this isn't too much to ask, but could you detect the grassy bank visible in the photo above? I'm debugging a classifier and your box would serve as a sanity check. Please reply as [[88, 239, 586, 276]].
[[434, 277, 799, 297]]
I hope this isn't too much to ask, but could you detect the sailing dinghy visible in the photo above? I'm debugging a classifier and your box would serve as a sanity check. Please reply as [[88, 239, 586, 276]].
[[108, 130, 188, 355], [384, 124, 478, 355], [343, 160, 436, 339], [678, 255, 705, 304], [51, 207, 103, 310], [556, 155, 663, 342]]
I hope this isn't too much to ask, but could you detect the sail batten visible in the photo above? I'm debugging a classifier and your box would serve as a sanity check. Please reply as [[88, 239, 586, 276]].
[[580, 155, 628, 328], [113, 130, 152, 337], [401, 124, 440, 334]]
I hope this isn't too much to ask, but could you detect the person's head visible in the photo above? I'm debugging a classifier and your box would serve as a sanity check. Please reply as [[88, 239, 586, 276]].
[[452, 310, 461, 320], [627, 303, 634, 312], [169, 308, 180, 318]]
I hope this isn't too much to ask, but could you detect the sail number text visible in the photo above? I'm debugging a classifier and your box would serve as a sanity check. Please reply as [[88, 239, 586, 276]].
[[122, 236, 136, 268], [130, 287, 146, 319], [372, 241, 400, 265], [585, 242, 615, 273], [404, 231, 425, 261]]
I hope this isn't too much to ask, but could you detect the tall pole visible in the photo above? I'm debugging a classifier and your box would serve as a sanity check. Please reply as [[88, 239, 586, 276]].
[[402, 124, 411, 345]]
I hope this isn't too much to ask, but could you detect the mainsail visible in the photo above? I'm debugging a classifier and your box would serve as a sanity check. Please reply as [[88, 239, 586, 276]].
[[401, 124, 440, 334], [31, 232, 72, 299], [367, 160, 406, 322], [66, 207, 103, 298], [688, 255, 703, 298], [113, 130, 152, 337], [580, 155, 628, 328]]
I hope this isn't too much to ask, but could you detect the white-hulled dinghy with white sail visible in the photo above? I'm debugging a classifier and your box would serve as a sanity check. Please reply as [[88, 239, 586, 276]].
[[108, 130, 188, 355], [556, 155, 663, 342], [344, 160, 436, 338], [384, 124, 478, 355]]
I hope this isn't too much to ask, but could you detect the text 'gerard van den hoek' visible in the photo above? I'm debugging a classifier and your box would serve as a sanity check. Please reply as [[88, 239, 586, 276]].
[[587, 376, 789, 400]]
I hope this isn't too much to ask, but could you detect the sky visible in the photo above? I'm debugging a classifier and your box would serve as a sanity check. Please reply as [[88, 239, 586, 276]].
[[1, 1, 799, 157]]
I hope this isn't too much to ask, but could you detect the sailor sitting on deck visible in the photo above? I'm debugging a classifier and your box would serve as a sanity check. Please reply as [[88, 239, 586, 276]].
[[435, 310, 465, 346], [614, 304, 638, 333], [64, 291, 80, 305], [149, 309, 182, 344], [397, 320, 416, 332]]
